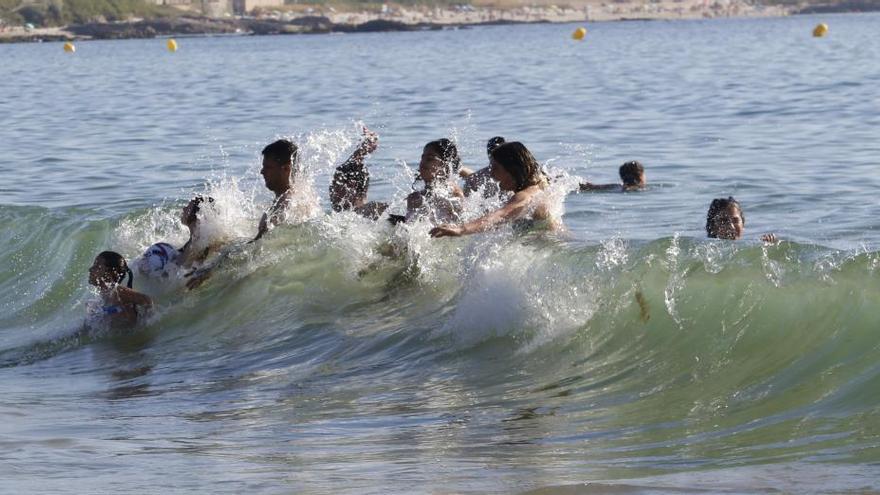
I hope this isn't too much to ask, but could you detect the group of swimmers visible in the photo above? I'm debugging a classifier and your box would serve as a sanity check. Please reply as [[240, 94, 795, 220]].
[[87, 129, 775, 327]]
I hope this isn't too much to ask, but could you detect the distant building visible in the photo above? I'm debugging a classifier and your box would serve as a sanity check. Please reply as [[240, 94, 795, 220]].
[[149, 0, 236, 17], [232, 0, 284, 14]]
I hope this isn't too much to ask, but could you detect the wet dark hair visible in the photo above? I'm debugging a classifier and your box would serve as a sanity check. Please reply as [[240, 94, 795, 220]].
[[262, 139, 298, 166], [424, 139, 461, 177], [706, 197, 744, 238], [183, 195, 215, 225], [331, 161, 369, 207], [490, 141, 543, 192], [486, 136, 506, 157], [619, 160, 644, 187], [96, 251, 133, 288]]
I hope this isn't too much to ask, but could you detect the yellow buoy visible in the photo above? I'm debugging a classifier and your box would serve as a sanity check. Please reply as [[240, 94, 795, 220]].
[[63, 42, 75, 53], [813, 23, 828, 37], [167, 38, 178, 52], [572, 27, 587, 41]]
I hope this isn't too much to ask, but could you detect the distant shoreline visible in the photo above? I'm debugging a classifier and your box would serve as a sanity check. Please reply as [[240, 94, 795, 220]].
[[0, 2, 874, 45]]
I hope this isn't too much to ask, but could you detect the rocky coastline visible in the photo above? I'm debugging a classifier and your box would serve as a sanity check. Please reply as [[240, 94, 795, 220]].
[[0, 0, 877, 45]]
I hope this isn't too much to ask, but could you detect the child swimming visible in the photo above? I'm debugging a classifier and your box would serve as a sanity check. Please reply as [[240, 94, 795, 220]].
[[89, 251, 153, 327], [460, 136, 505, 198], [706, 196, 777, 243], [406, 139, 465, 224], [139, 196, 219, 278], [430, 141, 560, 237], [254, 139, 299, 241], [580, 160, 647, 192], [329, 127, 394, 221]]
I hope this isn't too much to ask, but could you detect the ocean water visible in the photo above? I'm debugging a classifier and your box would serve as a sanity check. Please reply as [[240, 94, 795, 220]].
[[1, 13, 880, 493]]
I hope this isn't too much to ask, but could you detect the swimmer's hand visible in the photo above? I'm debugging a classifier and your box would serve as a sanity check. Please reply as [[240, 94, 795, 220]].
[[429, 225, 463, 238], [761, 233, 778, 244]]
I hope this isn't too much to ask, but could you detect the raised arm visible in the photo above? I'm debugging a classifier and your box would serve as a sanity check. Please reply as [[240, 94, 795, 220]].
[[344, 127, 378, 166], [429, 190, 533, 238]]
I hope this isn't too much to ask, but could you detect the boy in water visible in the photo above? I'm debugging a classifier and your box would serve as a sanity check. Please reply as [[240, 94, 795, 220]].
[[185, 139, 299, 290], [580, 160, 646, 192], [254, 139, 299, 241]]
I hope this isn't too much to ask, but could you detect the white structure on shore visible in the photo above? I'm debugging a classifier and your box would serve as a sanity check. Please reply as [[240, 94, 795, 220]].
[[150, 0, 284, 16]]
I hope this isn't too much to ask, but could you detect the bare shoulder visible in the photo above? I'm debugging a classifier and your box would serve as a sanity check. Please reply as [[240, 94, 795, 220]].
[[116, 287, 153, 306]]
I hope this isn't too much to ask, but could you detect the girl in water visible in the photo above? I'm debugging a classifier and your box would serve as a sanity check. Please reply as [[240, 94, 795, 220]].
[[89, 251, 153, 327], [706, 197, 777, 243], [430, 141, 558, 237], [406, 139, 465, 224]]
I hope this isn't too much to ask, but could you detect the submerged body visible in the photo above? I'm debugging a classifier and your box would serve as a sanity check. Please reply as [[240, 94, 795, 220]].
[[88, 251, 153, 327]]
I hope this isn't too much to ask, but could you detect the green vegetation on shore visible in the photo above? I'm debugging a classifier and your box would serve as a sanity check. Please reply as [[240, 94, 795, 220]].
[[0, 0, 178, 27]]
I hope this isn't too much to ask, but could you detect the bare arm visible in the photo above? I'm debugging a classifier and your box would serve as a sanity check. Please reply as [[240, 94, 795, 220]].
[[344, 128, 378, 166], [253, 213, 269, 242], [252, 192, 292, 242], [430, 190, 533, 238], [579, 182, 620, 192]]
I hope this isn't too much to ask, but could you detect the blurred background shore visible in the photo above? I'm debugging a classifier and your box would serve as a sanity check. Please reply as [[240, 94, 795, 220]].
[[1, 0, 875, 43]]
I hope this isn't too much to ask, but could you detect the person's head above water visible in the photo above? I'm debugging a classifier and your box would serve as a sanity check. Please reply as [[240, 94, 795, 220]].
[[706, 197, 745, 240], [261, 139, 298, 194], [419, 139, 461, 184], [180, 195, 215, 229], [89, 251, 133, 290], [619, 160, 646, 190], [486, 136, 506, 157], [489, 141, 544, 192], [329, 161, 369, 212]]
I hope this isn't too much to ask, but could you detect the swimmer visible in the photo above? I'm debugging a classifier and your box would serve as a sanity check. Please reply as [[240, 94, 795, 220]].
[[406, 139, 465, 224], [329, 127, 392, 221], [254, 139, 299, 241], [177, 196, 221, 267], [139, 196, 219, 278], [186, 140, 297, 289], [89, 251, 153, 327], [580, 160, 646, 192], [430, 141, 559, 237], [706, 196, 777, 243], [460, 136, 505, 198]]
